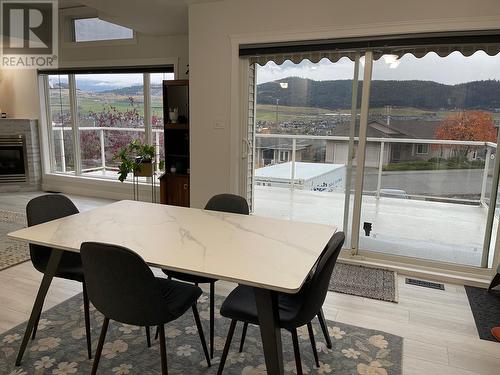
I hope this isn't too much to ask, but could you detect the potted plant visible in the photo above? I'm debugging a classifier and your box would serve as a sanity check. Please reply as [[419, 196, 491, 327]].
[[114, 140, 163, 182]]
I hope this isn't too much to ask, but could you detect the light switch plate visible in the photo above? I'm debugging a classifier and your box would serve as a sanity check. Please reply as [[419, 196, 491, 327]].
[[214, 119, 225, 129]]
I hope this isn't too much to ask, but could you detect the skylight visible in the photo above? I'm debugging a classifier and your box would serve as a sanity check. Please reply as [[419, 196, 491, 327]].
[[74, 18, 134, 43]]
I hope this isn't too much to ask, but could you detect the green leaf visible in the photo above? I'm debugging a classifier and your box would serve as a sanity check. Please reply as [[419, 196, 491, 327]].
[[113, 138, 157, 182]]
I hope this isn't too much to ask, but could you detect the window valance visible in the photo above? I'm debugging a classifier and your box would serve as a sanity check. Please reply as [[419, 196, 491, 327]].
[[241, 30, 500, 65]]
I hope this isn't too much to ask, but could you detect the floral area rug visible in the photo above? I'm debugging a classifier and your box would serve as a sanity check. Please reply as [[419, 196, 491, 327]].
[[0, 210, 29, 271], [0, 293, 403, 374]]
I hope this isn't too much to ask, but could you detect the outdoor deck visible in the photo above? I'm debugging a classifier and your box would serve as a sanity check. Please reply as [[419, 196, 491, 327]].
[[253, 185, 497, 267]]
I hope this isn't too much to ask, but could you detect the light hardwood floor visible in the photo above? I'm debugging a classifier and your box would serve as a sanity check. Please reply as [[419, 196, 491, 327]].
[[1, 192, 499, 374]]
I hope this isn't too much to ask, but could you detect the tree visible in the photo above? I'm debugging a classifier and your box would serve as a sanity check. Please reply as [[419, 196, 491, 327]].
[[434, 111, 497, 159], [80, 97, 145, 168]]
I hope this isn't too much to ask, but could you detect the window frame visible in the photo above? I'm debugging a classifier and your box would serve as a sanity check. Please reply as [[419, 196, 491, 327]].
[[416, 143, 429, 155]]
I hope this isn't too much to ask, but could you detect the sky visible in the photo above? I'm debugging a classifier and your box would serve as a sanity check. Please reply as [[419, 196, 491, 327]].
[[71, 72, 174, 87], [256, 51, 500, 85]]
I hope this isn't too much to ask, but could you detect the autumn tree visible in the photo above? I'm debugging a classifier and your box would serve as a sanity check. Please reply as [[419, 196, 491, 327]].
[[434, 111, 497, 160]]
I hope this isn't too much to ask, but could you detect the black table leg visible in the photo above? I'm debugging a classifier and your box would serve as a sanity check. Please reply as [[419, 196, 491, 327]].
[[254, 288, 284, 375], [15, 249, 63, 366]]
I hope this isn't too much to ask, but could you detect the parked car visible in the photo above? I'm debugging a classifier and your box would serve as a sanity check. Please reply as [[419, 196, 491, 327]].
[[379, 188, 409, 199]]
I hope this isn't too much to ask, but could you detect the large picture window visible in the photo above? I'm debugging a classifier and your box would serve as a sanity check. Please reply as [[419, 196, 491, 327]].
[[41, 70, 174, 181]]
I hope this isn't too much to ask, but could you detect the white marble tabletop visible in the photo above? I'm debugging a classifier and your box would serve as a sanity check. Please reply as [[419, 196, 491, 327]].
[[8, 200, 336, 293]]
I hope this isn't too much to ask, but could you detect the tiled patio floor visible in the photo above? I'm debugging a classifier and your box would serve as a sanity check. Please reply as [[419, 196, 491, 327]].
[[253, 186, 498, 267]]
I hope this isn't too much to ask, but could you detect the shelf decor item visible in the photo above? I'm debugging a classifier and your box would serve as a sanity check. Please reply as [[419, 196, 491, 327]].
[[169, 107, 179, 123]]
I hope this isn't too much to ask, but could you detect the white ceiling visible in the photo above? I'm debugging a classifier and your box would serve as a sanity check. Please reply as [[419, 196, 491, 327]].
[[59, 0, 218, 36]]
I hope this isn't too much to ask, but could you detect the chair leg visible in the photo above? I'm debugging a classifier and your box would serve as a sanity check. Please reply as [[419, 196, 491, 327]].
[[210, 281, 215, 359], [145, 326, 151, 348], [158, 324, 168, 375], [82, 282, 92, 359], [317, 308, 332, 349], [31, 310, 42, 340], [15, 249, 62, 367], [91, 317, 109, 375], [217, 319, 237, 375], [155, 326, 159, 340], [488, 273, 500, 291], [291, 328, 303, 375], [239, 322, 248, 353], [192, 305, 211, 367], [307, 322, 320, 368]]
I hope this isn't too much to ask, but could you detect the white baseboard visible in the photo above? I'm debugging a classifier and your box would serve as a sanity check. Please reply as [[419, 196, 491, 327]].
[[42, 173, 160, 202]]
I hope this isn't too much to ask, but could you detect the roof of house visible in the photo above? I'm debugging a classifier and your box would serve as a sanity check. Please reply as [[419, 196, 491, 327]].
[[255, 162, 345, 182], [256, 137, 311, 151], [329, 119, 441, 139]]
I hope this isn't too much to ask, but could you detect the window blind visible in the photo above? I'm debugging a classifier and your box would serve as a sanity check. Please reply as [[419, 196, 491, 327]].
[[38, 65, 174, 75]]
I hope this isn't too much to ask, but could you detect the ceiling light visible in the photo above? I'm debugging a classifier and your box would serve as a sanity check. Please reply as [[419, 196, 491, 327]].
[[383, 54, 400, 68]]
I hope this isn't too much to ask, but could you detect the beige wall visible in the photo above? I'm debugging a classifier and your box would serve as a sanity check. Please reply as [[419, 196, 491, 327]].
[[58, 6, 189, 74], [59, 33, 189, 75], [0, 69, 39, 120], [0, 6, 189, 120], [188, 0, 500, 207]]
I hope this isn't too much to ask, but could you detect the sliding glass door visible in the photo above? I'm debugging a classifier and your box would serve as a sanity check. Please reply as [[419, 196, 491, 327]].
[[251, 54, 365, 246], [247, 48, 500, 269], [357, 51, 500, 267]]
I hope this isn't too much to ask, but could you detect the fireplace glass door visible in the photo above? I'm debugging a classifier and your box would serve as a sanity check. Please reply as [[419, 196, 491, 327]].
[[0, 137, 26, 182]]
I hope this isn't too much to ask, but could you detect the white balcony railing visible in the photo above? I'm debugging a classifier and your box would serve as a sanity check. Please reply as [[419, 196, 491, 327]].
[[255, 133, 497, 207], [51, 126, 498, 208], [52, 126, 164, 175]]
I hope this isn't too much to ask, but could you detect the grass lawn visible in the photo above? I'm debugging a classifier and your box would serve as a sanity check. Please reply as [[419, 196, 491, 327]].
[[383, 159, 485, 171], [256, 104, 335, 122], [53, 93, 500, 125], [257, 104, 500, 123]]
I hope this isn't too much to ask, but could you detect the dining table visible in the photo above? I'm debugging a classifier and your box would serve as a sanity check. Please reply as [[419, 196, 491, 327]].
[[8, 199, 336, 374]]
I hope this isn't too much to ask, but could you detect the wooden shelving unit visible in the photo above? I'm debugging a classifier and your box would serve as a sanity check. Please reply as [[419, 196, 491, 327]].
[[159, 80, 190, 207]]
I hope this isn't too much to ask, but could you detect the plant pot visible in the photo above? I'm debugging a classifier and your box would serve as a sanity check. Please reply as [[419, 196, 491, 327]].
[[134, 161, 154, 177]]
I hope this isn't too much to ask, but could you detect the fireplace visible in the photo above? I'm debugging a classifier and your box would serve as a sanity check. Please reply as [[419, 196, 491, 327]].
[[0, 119, 40, 191], [0, 136, 27, 183]]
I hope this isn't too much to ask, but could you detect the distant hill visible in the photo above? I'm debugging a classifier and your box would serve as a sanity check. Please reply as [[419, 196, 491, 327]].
[[257, 77, 500, 110], [101, 84, 162, 96]]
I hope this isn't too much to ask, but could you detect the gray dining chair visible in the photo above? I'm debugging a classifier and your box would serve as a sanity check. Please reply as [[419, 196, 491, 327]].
[[217, 232, 345, 375], [26, 194, 92, 359], [80, 242, 211, 375]]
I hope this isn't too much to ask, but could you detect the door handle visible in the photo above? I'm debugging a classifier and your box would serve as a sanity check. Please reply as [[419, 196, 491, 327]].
[[242, 139, 251, 159]]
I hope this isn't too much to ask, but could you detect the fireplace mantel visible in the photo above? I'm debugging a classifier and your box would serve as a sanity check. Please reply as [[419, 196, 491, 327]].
[[0, 119, 41, 191]]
